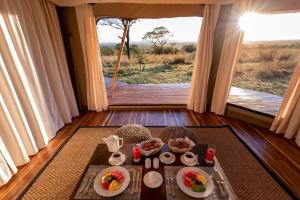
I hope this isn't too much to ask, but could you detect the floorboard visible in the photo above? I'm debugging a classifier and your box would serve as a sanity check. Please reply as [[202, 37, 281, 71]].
[[0, 110, 299, 200]]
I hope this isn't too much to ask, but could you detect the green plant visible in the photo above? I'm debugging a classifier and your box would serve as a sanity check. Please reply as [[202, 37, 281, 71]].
[[182, 44, 196, 53]]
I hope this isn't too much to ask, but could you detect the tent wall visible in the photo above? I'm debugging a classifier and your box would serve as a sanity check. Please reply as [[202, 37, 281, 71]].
[[57, 7, 88, 112], [93, 3, 205, 19], [251, 0, 300, 13]]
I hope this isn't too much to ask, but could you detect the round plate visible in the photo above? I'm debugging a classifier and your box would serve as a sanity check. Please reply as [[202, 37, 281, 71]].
[[94, 166, 130, 197], [143, 171, 163, 188], [180, 154, 198, 166], [159, 152, 176, 164], [176, 167, 214, 198]]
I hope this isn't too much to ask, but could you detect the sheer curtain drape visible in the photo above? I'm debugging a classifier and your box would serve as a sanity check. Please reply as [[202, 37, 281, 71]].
[[0, 0, 78, 186], [187, 4, 220, 113], [271, 62, 300, 147], [211, 0, 250, 115], [76, 4, 108, 111]]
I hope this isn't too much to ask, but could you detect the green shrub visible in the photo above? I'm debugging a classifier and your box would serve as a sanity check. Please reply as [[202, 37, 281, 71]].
[[182, 44, 196, 53], [163, 46, 177, 54], [101, 46, 115, 56], [172, 57, 185, 64]]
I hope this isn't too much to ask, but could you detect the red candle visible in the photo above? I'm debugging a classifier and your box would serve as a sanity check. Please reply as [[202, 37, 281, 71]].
[[133, 145, 141, 161], [205, 149, 215, 161]]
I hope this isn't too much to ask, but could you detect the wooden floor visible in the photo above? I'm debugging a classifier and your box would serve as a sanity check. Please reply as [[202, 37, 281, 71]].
[[1, 110, 300, 200], [106, 78, 282, 115]]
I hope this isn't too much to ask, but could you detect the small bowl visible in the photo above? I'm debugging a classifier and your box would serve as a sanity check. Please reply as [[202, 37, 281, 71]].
[[168, 137, 195, 153], [140, 138, 164, 157]]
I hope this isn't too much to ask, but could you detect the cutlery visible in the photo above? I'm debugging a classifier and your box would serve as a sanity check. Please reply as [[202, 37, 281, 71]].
[[170, 177, 176, 197], [135, 169, 140, 193], [166, 177, 171, 195], [83, 175, 95, 193], [79, 176, 89, 193], [131, 169, 137, 194], [216, 167, 229, 197], [217, 180, 226, 197]]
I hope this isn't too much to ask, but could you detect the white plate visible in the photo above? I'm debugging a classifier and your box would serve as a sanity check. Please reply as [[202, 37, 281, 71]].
[[94, 166, 130, 197], [180, 154, 198, 166], [176, 167, 214, 198], [159, 152, 176, 164], [143, 171, 163, 188]]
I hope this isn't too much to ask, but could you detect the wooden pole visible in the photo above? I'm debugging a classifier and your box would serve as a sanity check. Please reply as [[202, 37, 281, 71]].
[[110, 21, 129, 95]]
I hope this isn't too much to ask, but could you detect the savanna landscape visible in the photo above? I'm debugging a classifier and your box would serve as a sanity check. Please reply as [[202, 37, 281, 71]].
[[101, 40, 300, 97]]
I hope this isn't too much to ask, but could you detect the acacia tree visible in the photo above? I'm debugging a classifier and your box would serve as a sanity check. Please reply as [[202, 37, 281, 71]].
[[142, 26, 173, 54], [98, 18, 138, 59]]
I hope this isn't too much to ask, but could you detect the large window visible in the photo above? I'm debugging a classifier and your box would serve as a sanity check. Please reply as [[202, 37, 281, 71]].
[[228, 12, 300, 115], [97, 17, 202, 105]]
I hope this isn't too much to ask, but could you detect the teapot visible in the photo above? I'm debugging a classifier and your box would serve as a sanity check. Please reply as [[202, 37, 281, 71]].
[[102, 135, 124, 152]]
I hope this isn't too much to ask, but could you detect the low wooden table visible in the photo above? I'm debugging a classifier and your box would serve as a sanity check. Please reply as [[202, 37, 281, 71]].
[[71, 144, 237, 200]]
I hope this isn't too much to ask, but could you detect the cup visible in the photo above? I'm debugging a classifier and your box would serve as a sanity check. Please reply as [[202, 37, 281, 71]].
[[111, 151, 124, 164], [163, 152, 172, 160], [183, 152, 198, 164]]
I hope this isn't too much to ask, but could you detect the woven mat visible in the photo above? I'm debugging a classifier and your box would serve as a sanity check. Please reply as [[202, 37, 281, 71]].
[[74, 165, 142, 200], [19, 126, 292, 200]]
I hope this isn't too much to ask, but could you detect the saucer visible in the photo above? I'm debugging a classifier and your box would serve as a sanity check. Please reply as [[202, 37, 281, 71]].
[[159, 152, 176, 164], [109, 153, 126, 165], [143, 171, 163, 188], [180, 154, 198, 166]]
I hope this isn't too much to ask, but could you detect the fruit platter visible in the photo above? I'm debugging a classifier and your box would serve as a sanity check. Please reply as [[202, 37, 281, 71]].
[[94, 166, 130, 197], [183, 171, 207, 192], [140, 138, 164, 156], [168, 137, 195, 153], [176, 167, 214, 198]]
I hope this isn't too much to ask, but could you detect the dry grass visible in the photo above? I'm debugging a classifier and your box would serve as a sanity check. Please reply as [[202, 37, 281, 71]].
[[232, 40, 300, 96], [101, 52, 194, 84], [101, 40, 300, 96]]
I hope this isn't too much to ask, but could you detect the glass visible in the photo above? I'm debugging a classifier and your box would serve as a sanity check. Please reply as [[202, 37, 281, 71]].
[[205, 144, 216, 164], [133, 144, 141, 163]]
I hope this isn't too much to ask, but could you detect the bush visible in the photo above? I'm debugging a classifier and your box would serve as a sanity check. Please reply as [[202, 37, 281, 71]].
[[258, 50, 276, 62], [278, 53, 293, 61], [101, 46, 115, 56], [152, 46, 164, 54], [182, 44, 196, 53], [172, 57, 185, 64], [163, 46, 177, 54]]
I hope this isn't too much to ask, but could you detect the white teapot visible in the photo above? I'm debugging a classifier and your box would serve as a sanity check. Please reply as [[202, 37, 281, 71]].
[[102, 135, 124, 152]]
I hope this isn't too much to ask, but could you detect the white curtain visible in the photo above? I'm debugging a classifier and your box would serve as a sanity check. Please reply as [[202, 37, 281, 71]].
[[50, 0, 236, 7], [187, 4, 220, 113], [211, 0, 251, 115], [76, 4, 108, 111], [0, 0, 78, 186], [270, 62, 300, 147]]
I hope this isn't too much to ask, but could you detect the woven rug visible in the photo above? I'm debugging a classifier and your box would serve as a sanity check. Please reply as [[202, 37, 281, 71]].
[[19, 126, 291, 200]]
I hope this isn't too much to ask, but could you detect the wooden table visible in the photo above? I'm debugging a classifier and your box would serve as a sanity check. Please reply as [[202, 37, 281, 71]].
[[71, 143, 236, 200]]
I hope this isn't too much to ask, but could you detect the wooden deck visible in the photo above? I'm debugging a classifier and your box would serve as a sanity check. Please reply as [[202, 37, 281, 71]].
[[106, 78, 283, 115]]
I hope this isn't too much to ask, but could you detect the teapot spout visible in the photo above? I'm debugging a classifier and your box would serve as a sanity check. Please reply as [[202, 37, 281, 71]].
[[102, 137, 108, 142]]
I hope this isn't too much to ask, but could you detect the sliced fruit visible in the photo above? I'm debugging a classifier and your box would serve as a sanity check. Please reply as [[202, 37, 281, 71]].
[[191, 184, 206, 192], [196, 174, 207, 185]]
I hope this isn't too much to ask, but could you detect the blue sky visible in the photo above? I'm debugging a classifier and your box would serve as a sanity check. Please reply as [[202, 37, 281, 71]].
[[97, 12, 300, 43]]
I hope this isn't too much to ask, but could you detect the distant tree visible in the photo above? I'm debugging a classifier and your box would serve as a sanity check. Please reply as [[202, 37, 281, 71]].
[[182, 44, 196, 53], [99, 18, 138, 59], [142, 26, 173, 54]]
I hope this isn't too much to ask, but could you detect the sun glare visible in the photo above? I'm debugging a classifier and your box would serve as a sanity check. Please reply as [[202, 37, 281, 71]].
[[239, 12, 260, 31]]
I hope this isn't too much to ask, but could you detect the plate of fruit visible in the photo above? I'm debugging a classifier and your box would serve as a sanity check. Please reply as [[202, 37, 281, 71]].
[[176, 167, 213, 198], [94, 166, 130, 197]]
